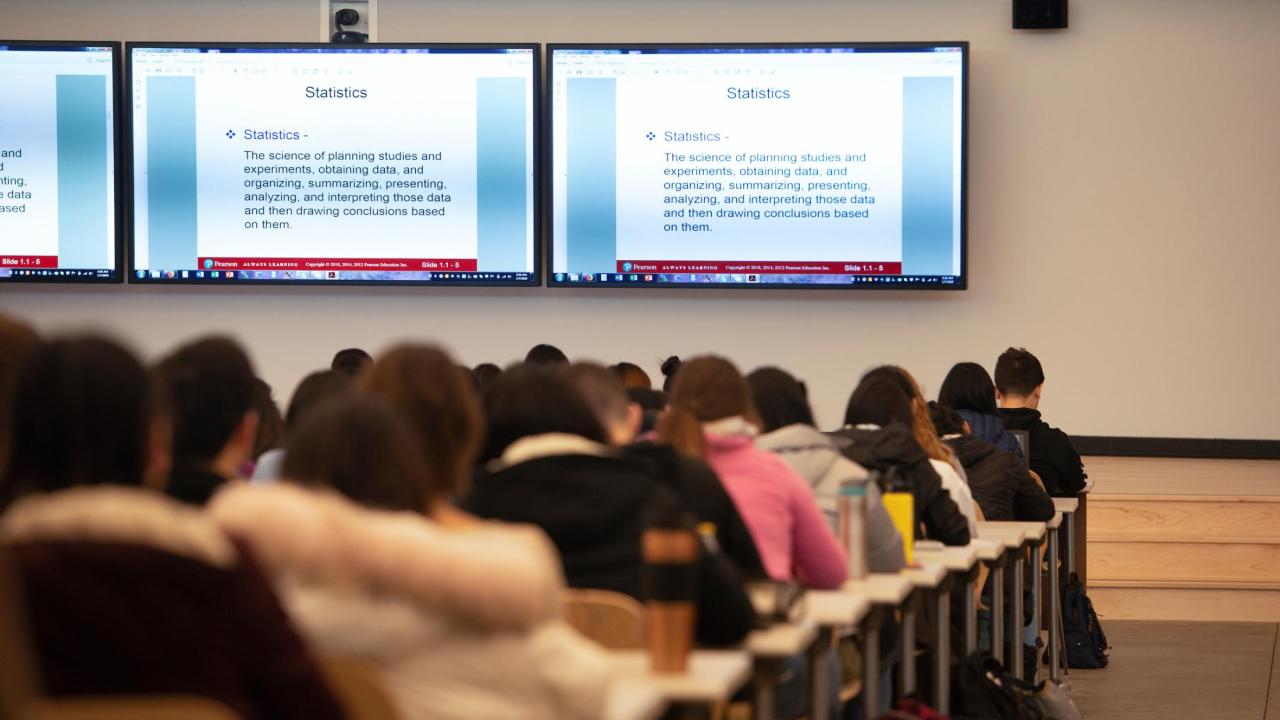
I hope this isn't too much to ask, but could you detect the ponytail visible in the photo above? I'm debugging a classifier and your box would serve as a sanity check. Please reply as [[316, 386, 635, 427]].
[[656, 406, 705, 459]]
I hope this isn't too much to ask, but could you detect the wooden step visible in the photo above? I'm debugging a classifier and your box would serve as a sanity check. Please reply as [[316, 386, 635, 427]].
[[1088, 495, 1280, 545], [1089, 541, 1280, 585], [1088, 586, 1280, 623]]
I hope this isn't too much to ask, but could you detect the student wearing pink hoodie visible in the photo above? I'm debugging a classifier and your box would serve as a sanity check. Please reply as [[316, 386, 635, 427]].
[[657, 355, 847, 589]]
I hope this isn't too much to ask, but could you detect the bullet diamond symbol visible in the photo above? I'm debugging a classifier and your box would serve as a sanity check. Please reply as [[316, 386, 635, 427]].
[[226, 130, 236, 139], [645, 131, 655, 141]]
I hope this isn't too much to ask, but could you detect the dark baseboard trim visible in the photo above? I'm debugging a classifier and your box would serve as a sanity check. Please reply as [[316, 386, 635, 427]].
[[1075, 436, 1280, 460]]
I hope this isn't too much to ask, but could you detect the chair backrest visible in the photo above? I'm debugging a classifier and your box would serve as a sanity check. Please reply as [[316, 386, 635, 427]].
[[0, 547, 40, 720], [322, 657, 401, 720], [563, 588, 646, 650], [1010, 430, 1031, 465], [21, 697, 242, 720]]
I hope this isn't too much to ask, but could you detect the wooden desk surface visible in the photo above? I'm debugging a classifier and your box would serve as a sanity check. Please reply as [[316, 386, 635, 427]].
[[804, 589, 873, 627], [901, 561, 948, 589], [971, 538, 1004, 561], [744, 620, 818, 658], [1053, 497, 1080, 513], [845, 573, 913, 605], [608, 650, 752, 705], [975, 524, 1027, 549], [979, 520, 1047, 543], [914, 544, 979, 571], [1047, 512, 1064, 530], [605, 682, 667, 720]]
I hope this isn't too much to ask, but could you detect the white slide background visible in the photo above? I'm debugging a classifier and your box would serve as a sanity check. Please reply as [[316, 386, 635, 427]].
[[0, 75, 59, 257]]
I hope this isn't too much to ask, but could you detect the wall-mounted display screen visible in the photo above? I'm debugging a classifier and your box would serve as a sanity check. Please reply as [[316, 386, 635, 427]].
[[128, 43, 538, 286], [548, 43, 967, 289], [0, 41, 122, 283]]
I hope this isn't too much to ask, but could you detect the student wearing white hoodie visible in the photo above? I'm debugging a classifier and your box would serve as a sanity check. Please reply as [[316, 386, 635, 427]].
[[746, 367, 906, 573], [212, 350, 610, 720]]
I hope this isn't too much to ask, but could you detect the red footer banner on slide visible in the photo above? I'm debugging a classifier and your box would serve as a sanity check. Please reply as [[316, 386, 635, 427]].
[[198, 257, 478, 272], [1, 255, 59, 269], [617, 260, 902, 275]]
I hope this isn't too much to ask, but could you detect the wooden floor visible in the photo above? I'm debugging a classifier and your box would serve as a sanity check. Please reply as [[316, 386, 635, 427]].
[[1070, 620, 1280, 720]]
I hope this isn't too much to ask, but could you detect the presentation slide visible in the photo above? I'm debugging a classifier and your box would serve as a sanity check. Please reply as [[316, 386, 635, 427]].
[[129, 45, 537, 285], [549, 44, 966, 289], [0, 42, 119, 282]]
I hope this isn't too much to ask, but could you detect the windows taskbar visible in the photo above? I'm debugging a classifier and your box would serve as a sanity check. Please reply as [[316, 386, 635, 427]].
[[550, 271, 962, 287], [129, 269, 536, 284]]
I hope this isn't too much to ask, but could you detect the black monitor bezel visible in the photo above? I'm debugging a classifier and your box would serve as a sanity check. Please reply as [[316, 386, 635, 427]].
[[544, 41, 969, 291], [124, 41, 542, 288], [0, 40, 125, 284]]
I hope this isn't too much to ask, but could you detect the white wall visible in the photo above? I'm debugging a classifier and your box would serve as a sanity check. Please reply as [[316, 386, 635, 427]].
[[6, 0, 1279, 439]]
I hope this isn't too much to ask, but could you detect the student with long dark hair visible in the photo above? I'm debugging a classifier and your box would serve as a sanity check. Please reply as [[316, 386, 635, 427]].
[[834, 377, 971, 547], [0, 336, 345, 720], [463, 363, 755, 647], [748, 366, 905, 573], [938, 361, 1025, 460]]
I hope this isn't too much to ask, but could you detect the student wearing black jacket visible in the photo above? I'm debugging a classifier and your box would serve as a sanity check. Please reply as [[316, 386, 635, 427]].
[[994, 347, 1087, 497], [463, 364, 755, 647], [931, 402, 1054, 523], [832, 378, 971, 547], [567, 363, 767, 580]]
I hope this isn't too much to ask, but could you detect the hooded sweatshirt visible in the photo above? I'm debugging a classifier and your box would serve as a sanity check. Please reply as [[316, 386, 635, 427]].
[[956, 409, 1025, 462], [756, 423, 906, 573], [945, 434, 1055, 523], [999, 408, 1087, 497], [462, 433, 755, 647], [700, 417, 848, 590], [831, 422, 971, 547], [211, 482, 610, 720]]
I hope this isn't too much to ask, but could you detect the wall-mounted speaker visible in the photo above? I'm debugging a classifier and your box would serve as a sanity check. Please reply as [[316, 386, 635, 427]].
[[1013, 0, 1068, 29]]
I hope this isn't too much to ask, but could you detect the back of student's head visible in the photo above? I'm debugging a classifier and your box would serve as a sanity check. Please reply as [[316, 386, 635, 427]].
[[567, 363, 630, 425], [0, 314, 40, 476], [994, 347, 1045, 397], [928, 401, 967, 437], [844, 377, 914, 428], [2, 336, 151, 505], [746, 367, 815, 433], [659, 355, 683, 393], [472, 362, 503, 390], [861, 365, 950, 463], [153, 336, 257, 469], [612, 361, 652, 390], [480, 363, 607, 462], [658, 355, 756, 458], [250, 378, 284, 460], [361, 344, 484, 502], [331, 347, 372, 376], [524, 343, 568, 365], [285, 370, 353, 432], [283, 393, 430, 513], [938, 362, 999, 414]]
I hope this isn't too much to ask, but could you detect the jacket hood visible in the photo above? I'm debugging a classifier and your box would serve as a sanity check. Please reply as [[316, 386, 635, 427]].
[[957, 410, 1008, 446], [833, 422, 929, 470], [209, 483, 562, 631], [0, 486, 237, 568], [946, 435, 999, 468], [468, 448, 658, 555], [757, 424, 842, 482]]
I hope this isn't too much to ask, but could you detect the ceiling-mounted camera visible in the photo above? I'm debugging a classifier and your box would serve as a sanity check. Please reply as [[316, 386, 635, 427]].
[[331, 8, 368, 43]]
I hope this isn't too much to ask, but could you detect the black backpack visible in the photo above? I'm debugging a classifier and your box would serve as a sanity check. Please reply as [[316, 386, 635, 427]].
[[952, 652, 1044, 720], [1062, 573, 1109, 668]]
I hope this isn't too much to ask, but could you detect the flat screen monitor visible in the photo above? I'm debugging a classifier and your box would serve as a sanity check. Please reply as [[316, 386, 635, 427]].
[[128, 43, 538, 286], [548, 43, 967, 289], [0, 41, 122, 283]]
